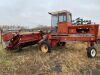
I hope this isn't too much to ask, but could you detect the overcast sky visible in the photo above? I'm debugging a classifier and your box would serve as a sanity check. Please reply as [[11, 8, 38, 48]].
[[0, 0, 100, 28]]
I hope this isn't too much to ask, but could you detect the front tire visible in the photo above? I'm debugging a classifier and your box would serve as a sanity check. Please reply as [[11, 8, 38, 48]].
[[87, 47, 97, 58], [39, 41, 51, 53]]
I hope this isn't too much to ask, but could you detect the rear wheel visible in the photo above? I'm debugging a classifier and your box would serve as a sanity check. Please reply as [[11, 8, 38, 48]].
[[39, 41, 51, 53], [87, 47, 97, 58]]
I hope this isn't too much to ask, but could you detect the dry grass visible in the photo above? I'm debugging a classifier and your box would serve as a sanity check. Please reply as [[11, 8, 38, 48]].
[[0, 42, 99, 75]]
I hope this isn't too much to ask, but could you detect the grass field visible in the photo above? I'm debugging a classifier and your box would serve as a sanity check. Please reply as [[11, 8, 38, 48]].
[[0, 42, 100, 75]]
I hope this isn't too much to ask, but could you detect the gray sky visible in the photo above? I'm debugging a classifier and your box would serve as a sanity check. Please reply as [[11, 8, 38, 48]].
[[0, 0, 100, 28]]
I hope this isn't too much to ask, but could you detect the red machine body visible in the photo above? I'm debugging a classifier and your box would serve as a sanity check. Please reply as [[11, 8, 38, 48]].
[[46, 10, 99, 48]]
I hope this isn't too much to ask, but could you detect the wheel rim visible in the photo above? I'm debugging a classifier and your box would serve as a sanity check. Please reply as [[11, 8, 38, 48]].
[[41, 44, 48, 53], [91, 49, 96, 57]]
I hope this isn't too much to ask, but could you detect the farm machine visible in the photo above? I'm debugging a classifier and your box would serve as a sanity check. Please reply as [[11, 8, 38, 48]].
[[2, 10, 100, 58]]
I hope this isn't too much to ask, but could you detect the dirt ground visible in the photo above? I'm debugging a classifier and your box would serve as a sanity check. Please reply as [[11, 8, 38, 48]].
[[0, 42, 100, 75]]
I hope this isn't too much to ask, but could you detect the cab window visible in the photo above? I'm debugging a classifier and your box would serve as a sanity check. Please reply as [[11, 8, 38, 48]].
[[51, 15, 58, 27], [59, 15, 66, 22], [67, 14, 71, 22], [51, 15, 58, 32]]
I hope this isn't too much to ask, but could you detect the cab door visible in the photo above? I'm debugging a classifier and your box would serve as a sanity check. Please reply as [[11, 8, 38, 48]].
[[51, 15, 58, 33]]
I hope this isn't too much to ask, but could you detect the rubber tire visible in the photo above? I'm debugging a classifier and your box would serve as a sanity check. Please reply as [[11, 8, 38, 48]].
[[39, 41, 51, 53], [87, 47, 97, 58]]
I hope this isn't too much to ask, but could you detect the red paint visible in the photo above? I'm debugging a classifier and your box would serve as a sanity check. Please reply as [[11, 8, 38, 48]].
[[2, 32, 43, 50]]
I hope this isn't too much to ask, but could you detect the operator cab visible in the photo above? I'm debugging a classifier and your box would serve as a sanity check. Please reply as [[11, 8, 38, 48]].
[[49, 10, 72, 33]]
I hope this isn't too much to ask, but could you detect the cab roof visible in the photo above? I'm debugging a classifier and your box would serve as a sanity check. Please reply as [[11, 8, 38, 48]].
[[48, 10, 71, 15]]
